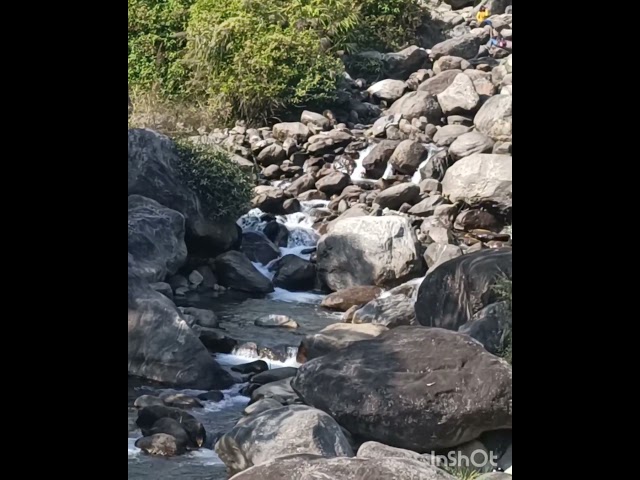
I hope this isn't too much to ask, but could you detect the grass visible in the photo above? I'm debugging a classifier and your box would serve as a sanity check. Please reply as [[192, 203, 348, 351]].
[[444, 467, 482, 480], [492, 274, 512, 365]]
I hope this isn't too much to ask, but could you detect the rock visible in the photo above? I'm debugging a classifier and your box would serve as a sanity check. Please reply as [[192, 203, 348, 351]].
[[241, 231, 281, 265], [283, 198, 301, 214], [150, 282, 173, 300], [368, 79, 408, 103], [250, 378, 301, 404], [387, 91, 443, 123], [243, 398, 283, 417], [307, 130, 354, 155], [437, 73, 480, 115], [382, 46, 430, 80], [128, 195, 187, 283], [298, 323, 388, 362], [352, 294, 416, 328], [434, 56, 465, 74], [257, 144, 286, 166], [135, 433, 185, 457], [362, 140, 400, 179], [433, 125, 471, 146], [159, 393, 203, 410], [136, 405, 206, 448], [449, 131, 495, 160], [215, 405, 354, 476], [228, 455, 457, 480], [317, 216, 424, 290], [374, 183, 421, 210], [420, 179, 442, 194], [128, 129, 239, 256], [251, 367, 299, 385], [418, 70, 462, 96], [493, 141, 511, 154], [179, 307, 218, 329], [415, 150, 453, 182], [134, 395, 165, 409], [423, 226, 455, 244], [464, 70, 497, 98], [315, 171, 351, 196], [272, 122, 311, 144], [477, 474, 512, 480], [261, 164, 281, 180], [263, 221, 289, 248], [442, 154, 512, 212], [292, 327, 512, 452], [214, 251, 275, 294], [232, 360, 269, 375], [370, 114, 402, 137], [416, 248, 512, 330], [147, 418, 191, 450], [430, 34, 481, 60], [474, 95, 512, 142], [443, 0, 474, 8], [455, 209, 503, 232], [498, 444, 512, 471], [271, 255, 316, 291], [321, 286, 382, 311], [424, 243, 463, 270], [255, 315, 299, 329], [389, 140, 430, 175], [286, 173, 316, 197], [357, 442, 436, 466], [197, 391, 225, 402], [128, 262, 233, 390], [198, 327, 238, 353], [459, 301, 511, 355], [195, 265, 217, 289], [301, 111, 330, 131], [408, 195, 446, 217], [251, 186, 288, 215], [297, 189, 327, 202]]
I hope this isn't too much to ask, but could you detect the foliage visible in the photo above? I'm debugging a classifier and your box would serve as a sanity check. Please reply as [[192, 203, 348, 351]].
[[174, 140, 253, 220], [351, 0, 427, 52], [492, 275, 512, 364], [185, 0, 351, 123], [128, 0, 195, 96], [444, 467, 482, 480]]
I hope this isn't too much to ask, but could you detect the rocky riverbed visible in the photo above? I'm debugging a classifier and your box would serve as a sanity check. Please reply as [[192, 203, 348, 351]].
[[128, 1, 512, 478]]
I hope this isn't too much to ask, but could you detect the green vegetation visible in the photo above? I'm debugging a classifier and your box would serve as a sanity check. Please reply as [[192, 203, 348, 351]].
[[493, 275, 513, 365], [444, 467, 482, 480], [174, 140, 253, 220], [128, 0, 428, 126]]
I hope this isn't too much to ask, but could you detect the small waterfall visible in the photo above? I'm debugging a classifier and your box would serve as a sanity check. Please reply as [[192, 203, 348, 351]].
[[412, 144, 444, 184], [349, 144, 376, 183]]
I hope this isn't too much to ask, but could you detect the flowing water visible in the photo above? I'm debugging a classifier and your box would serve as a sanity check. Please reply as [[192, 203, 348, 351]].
[[128, 202, 339, 479]]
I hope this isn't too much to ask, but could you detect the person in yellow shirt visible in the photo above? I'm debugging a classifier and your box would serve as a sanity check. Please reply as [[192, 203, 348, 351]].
[[476, 6, 490, 26]]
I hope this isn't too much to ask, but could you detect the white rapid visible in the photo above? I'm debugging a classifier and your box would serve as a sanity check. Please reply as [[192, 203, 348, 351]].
[[411, 144, 445, 184]]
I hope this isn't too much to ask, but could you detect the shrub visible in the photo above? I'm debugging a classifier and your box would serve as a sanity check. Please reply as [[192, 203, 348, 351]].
[[444, 467, 482, 480], [174, 140, 253, 220], [493, 275, 512, 364], [185, 0, 350, 123], [128, 0, 195, 96]]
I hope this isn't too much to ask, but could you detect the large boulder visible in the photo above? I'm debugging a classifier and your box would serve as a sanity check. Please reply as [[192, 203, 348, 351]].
[[286, 174, 316, 197], [271, 255, 316, 291], [436, 73, 480, 115], [418, 70, 462, 96], [272, 122, 311, 144], [473, 95, 512, 142], [128, 129, 239, 255], [315, 171, 351, 196], [430, 34, 481, 60], [301, 111, 330, 130], [374, 183, 421, 210], [415, 248, 512, 330], [307, 130, 354, 156], [321, 286, 382, 311], [382, 46, 430, 80], [386, 91, 443, 123], [251, 186, 288, 215], [128, 195, 187, 283], [241, 231, 281, 265], [214, 251, 275, 294], [368, 79, 408, 103], [449, 131, 495, 160], [433, 125, 471, 147], [257, 144, 286, 166], [292, 327, 512, 452], [215, 405, 354, 475], [459, 301, 512, 355], [389, 140, 430, 175], [298, 323, 388, 362], [317, 216, 424, 291], [229, 455, 456, 480], [442, 154, 512, 212], [352, 294, 416, 328], [362, 140, 400, 179], [128, 261, 233, 389]]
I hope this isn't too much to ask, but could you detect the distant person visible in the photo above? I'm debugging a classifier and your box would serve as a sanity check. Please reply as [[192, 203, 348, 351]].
[[476, 6, 490, 25]]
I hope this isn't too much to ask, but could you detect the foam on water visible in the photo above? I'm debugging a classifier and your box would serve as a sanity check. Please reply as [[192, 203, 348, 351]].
[[218, 351, 300, 368], [269, 288, 325, 305]]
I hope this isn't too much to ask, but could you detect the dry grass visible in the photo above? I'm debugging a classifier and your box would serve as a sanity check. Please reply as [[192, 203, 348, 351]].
[[128, 89, 227, 137]]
